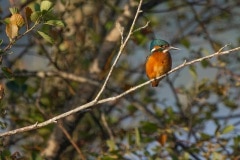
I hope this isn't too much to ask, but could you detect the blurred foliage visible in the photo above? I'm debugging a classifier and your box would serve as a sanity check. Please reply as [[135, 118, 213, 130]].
[[0, 0, 240, 159]]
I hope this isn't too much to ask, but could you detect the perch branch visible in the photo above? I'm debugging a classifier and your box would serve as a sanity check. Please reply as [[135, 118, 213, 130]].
[[0, 45, 239, 137]]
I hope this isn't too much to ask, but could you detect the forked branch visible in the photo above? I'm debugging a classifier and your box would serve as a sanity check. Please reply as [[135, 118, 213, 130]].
[[0, 45, 239, 137]]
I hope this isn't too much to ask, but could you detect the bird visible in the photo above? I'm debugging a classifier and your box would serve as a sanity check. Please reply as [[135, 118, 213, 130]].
[[145, 39, 180, 87]]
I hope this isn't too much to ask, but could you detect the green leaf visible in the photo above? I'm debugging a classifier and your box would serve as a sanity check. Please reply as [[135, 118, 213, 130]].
[[0, 121, 7, 129], [44, 20, 65, 27], [37, 31, 54, 44], [135, 128, 141, 147], [6, 81, 27, 93], [233, 135, 240, 147], [180, 38, 191, 48], [127, 104, 137, 114], [201, 59, 210, 68], [9, 7, 18, 14], [1, 149, 11, 158], [141, 121, 158, 134], [34, 3, 41, 11], [40, 1, 53, 11], [1, 67, 13, 79], [30, 11, 41, 22], [212, 152, 223, 159], [32, 151, 44, 160], [106, 139, 116, 151], [222, 125, 234, 134], [200, 133, 211, 140], [223, 99, 237, 109], [0, 39, 3, 45], [189, 65, 197, 79]]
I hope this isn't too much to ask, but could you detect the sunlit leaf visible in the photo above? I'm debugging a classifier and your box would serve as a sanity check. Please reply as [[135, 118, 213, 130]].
[[135, 128, 141, 147], [222, 125, 234, 134], [9, 7, 18, 15], [40, 1, 53, 11], [10, 13, 25, 27], [183, 152, 190, 159], [106, 139, 116, 151], [213, 152, 223, 159], [5, 23, 18, 41], [44, 20, 65, 27], [189, 65, 197, 79], [37, 31, 54, 44], [30, 11, 41, 22]]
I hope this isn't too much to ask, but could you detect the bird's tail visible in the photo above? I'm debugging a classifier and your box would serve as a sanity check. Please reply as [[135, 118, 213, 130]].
[[151, 79, 160, 87]]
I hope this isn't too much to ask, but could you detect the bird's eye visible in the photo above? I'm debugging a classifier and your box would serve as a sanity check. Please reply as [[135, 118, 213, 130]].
[[161, 45, 166, 49]]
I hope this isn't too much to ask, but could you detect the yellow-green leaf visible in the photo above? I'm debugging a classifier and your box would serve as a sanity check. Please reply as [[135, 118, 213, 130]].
[[180, 38, 191, 48], [40, 1, 53, 11], [222, 125, 234, 134], [44, 20, 65, 27], [30, 11, 41, 22], [9, 7, 18, 15], [189, 65, 197, 79], [37, 31, 54, 44], [135, 128, 141, 147], [106, 139, 116, 151]]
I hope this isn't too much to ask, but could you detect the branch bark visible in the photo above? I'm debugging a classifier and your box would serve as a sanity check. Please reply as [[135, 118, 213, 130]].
[[1, 45, 239, 138]]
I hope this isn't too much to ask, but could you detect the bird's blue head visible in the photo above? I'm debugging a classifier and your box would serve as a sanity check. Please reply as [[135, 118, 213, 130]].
[[150, 39, 179, 53]]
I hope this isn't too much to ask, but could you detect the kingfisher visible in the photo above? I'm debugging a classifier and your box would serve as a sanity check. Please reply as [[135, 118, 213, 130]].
[[145, 39, 180, 87]]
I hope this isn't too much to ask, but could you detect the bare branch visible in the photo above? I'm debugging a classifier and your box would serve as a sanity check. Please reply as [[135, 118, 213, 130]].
[[2, 70, 100, 86], [94, 0, 143, 101], [58, 122, 86, 160], [101, 113, 114, 141], [133, 21, 150, 33], [0, 45, 239, 137]]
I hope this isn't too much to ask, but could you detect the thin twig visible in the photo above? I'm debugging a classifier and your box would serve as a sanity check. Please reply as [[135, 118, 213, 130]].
[[133, 21, 150, 33], [0, 70, 100, 86], [94, 0, 143, 101], [58, 122, 86, 160], [101, 113, 114, 141], [3, 21, 39, 52], [0, 45, 239, 137]]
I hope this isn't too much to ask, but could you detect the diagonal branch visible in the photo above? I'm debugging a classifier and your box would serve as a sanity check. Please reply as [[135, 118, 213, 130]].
[[94, 0, 143, 101], [0, 45, 239, 137]]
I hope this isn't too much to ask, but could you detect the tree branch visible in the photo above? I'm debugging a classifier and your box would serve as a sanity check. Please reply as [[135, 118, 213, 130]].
[[0, 45, 239, 137], [94, 0, 143, 101]]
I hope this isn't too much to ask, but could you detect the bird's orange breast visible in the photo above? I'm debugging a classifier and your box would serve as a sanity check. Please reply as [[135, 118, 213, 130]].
[[145, 51, 172, 87]]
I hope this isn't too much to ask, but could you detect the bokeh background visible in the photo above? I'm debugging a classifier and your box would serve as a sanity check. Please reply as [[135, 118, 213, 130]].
[[0, 0, 240, 159]]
